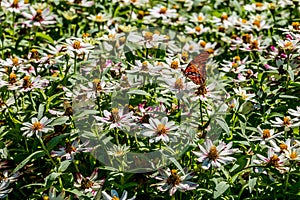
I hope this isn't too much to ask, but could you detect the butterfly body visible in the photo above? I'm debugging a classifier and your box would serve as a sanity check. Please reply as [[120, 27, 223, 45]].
[[183, 51, 209, 85]]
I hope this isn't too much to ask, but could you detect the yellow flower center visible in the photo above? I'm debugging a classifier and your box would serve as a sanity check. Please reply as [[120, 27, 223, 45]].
[[12, 57, 19, 66], [23, 76, 32, 88], [31, 49, 39, 59], [207, 145, 219, 160], [112, 196, 120, 200], [73, 40, 81, 49], [255, 2, 264, 7], [32, 121, 43, 131], [33, 9, 43, 22], [43, 196, 49, 200], [221, 13, 228, 21], [65, 141, 76, 153], [195, 26, 201, 32], [262, 129, 271, 138], [268, 154, 280, 167], [159, 7, 167, 14], [171, 60, 179, 69], [12, 0, 19, 8], [292, 22, 300, 30], [279, 143, 288, 152], [144, 32, 153, 40], [197, 15, 203, 22], [111, 108, 120, 123], [233, 56, 240, 63], [242, 34, 251, 43], [80, 178, 93, 189], [253, 20, 260, 28], [199, 41, 206, 48], [166, 169, 181, 186], [174, 78, 184, 90], [157, 124, 167, 135], [283, 116, 291, 125], [9, 73, 17, 84], [290, 151, 298, 159], [250, 40, 259, 49]]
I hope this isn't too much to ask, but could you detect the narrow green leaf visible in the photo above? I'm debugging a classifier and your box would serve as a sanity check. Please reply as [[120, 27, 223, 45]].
[[13, 150, 45, 173], [127, 90, 151, 96], [214, 181, 230, 199], [36, 32, 54, 44]]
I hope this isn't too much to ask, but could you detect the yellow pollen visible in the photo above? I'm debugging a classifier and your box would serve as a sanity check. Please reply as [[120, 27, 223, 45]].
[[96, 15, 103, 20], [73, 40, 81, 49], [268, 154, 280, 167], [279, 143, 288, 152], [242, 34, 251, 43], [9, 73, 17, 84], [221, 13, 228, 21], [233, 56, 240, 62], [208, 145, 219, 160], [250, 40, 259, 49], [32, 121, 43, 131], [112, 196, 120, 200], [283, 116, 291, 125], [195, 26, 201, 32], [292, 22, 300, 30], [174, 78, 184, 90], [43, 196, 49, 200], [12, 0, 19, 8], [12, 57, 19, 66], [157, 124, 167, 135], [262, 129, 271, 138], [159, 7, 167, 14], [166, 169, 181, 186], [199, 41, 206, 48], [171, 60, 179, 69], [241, 19, 247, 24], [253, 20, 260, 28], [144, 32, 153, 40], [290, 151, 298, 159], [197, 15, 203, 22], [255, 2, 264, 7]]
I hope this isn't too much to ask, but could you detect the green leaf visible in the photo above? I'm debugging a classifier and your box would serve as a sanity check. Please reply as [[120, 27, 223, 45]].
[[58, 160, 72, 172], [50, 116, 69, 126], [127, 90, 151, 96], [215, 117, 230, 136], [37, 104, 45, 119], [46, 133, 69, 151], [248, 177, 257, 193], [13, 150, 45, 173], [36, 32, 54, 44], [278, 95, 298, 99], [45, 172, 60, 188], [214, 181, 230, 199]]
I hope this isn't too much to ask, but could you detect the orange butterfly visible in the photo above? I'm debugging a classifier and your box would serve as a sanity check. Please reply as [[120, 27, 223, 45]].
[[182, 51, 210, 85]]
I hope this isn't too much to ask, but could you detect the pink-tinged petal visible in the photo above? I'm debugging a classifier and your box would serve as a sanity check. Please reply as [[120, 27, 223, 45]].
[[169, 186, 177, 196]]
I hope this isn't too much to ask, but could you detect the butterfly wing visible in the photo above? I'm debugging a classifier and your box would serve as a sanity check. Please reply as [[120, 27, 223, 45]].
[[183, 51, 209, 85]]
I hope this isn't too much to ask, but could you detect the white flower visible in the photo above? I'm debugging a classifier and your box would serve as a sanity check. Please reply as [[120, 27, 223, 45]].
[[21, 116, 53, 138], [152, 168, 198, 196], [94, 108, 133, 131], [193, 139, 240, 169], [142, 117, 179, 143], [102, 189, 135, 200], [65, 38, 94, 57]]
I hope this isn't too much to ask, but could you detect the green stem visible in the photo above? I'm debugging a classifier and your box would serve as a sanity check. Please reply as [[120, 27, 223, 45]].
[[73, 53, 77, 74]]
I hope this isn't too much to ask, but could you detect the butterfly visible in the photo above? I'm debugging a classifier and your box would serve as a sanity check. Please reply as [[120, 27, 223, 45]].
[[182, 51, 210, 85]]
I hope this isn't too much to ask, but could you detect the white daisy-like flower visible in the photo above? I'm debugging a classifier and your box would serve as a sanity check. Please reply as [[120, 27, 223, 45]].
[[193, 139, 240, 170], [94, 108, 133, 131], [142, 116, 179, 143], [21, 116, 53, 138], [270, 116, 300, 130], [152, 168, 198, 196], [102, 189, 135, 200], [233, 87, 256, 101], [250, 127, 281, 145], [65, 38, 94, 57]]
